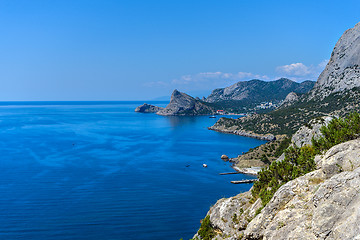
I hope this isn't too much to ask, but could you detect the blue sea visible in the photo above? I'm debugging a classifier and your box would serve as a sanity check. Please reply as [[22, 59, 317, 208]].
[[0, 101, 265, 240]]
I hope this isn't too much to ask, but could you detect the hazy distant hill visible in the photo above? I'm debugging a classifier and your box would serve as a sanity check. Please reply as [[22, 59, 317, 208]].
[[205, 78, 315, 103]]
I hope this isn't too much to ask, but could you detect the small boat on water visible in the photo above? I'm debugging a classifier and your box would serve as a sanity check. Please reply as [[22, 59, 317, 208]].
[[203, 164, 208, 168], [209, 116, 216, 118]]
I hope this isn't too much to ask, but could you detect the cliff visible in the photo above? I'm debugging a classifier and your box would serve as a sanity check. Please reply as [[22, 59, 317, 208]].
[[309, 22, 360, 100], [157, 89, 216, 116]]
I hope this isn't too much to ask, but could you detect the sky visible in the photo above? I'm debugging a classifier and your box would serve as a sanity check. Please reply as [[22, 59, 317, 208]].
[[0, 0, 359, 101]]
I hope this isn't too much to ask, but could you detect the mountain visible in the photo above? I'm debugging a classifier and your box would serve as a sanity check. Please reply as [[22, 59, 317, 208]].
[[135, 79, 315, 116], [211, 22, 360, 136], [156, 89, 216, 116], [309, 22, 360, 100], [205, 78, 315, 103]]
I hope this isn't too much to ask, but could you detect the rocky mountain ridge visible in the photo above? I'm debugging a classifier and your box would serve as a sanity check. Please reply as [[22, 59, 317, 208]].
[[135, 79, 315, 116], [205, 78, 314, 103], [156, 89, 216, 116]]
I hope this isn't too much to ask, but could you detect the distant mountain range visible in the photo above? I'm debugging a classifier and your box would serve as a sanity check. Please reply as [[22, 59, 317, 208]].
[[205, 78, 314, 103], [136, 78, 315, 115]]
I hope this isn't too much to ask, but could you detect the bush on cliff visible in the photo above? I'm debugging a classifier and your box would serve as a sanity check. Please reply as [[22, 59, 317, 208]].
[[312, 112, 360, 153], [252, 112, 360, 206], [251, 145, 316, 206], [197, 216, 216, 240]]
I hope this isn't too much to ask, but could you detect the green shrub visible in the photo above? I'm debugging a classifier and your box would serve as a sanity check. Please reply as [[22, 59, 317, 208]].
[[252, 145, 316, 206], [198, 216, 216, 240], [312, 112, 360, 153], [252, 112, 360, 207]]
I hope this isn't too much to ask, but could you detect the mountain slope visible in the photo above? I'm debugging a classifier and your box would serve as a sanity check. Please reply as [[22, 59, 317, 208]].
[[205, 78, 314, 103]]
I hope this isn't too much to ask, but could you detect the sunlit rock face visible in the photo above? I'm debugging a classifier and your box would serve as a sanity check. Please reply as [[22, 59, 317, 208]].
[[309, 22, 360, 100]]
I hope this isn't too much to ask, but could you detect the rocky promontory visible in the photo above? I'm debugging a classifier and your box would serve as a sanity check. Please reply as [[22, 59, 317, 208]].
[[134, 103, 164, 113], [157, 89, 216, 116], [208, 117, 276, 141]]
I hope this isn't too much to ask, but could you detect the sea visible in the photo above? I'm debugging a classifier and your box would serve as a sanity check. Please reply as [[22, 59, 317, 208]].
[[0, 101, 266, 240]]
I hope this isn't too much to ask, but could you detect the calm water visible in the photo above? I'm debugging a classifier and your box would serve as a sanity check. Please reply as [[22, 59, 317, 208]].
[[0, 101, 265, 240]]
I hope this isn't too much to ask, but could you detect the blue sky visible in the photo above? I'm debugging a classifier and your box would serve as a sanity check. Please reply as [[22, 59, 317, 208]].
[[0, 0, 359, 101]]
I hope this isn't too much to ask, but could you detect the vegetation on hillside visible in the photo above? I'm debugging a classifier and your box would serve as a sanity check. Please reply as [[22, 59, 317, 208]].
[[233, 136, 290, 168], [215, 87, 360, 136], [251, 112, 360, 206], [196, 216, 215, 240]]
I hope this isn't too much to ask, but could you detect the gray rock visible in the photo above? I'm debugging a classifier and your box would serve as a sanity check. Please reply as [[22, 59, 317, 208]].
[[280, 92, 298, 107], [157, 89, 216, 116], [317, 139, 360, 178], [243, 139, 360, 240], [291, 116, 334, 148], [134, 103, 164, 113], [309, 22, 360, 100]]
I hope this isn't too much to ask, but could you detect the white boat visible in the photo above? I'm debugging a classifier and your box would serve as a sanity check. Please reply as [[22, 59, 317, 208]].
[[203, 164, 208, 168]]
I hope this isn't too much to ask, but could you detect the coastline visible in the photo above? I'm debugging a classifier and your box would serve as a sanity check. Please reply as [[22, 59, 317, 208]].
[[208, 126, 275, 141], [232, 166, 262, 176]]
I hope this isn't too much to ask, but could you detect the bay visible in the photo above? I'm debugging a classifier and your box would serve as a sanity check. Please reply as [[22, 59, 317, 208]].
[[0, 101, 265, 240]]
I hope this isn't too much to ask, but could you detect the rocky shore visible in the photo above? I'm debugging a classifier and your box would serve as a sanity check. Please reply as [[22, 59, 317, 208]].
[[232, 166, 262, 175], [208, 126, 275, 141]]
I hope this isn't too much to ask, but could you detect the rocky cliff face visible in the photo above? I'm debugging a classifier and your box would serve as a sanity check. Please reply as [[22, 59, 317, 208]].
[[244, 139, 360, 240], [134, 103, 164, 113], [156, 89, 216, 116], [194, 138, 360, 240], [205, 78, 314, 103], [309, 22, 360, 100]]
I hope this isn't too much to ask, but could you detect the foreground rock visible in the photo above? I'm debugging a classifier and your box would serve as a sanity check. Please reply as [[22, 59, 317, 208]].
[[134, 103, 164, 113], [157, 89, 216, 116], [193, 139, 360, 240]]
